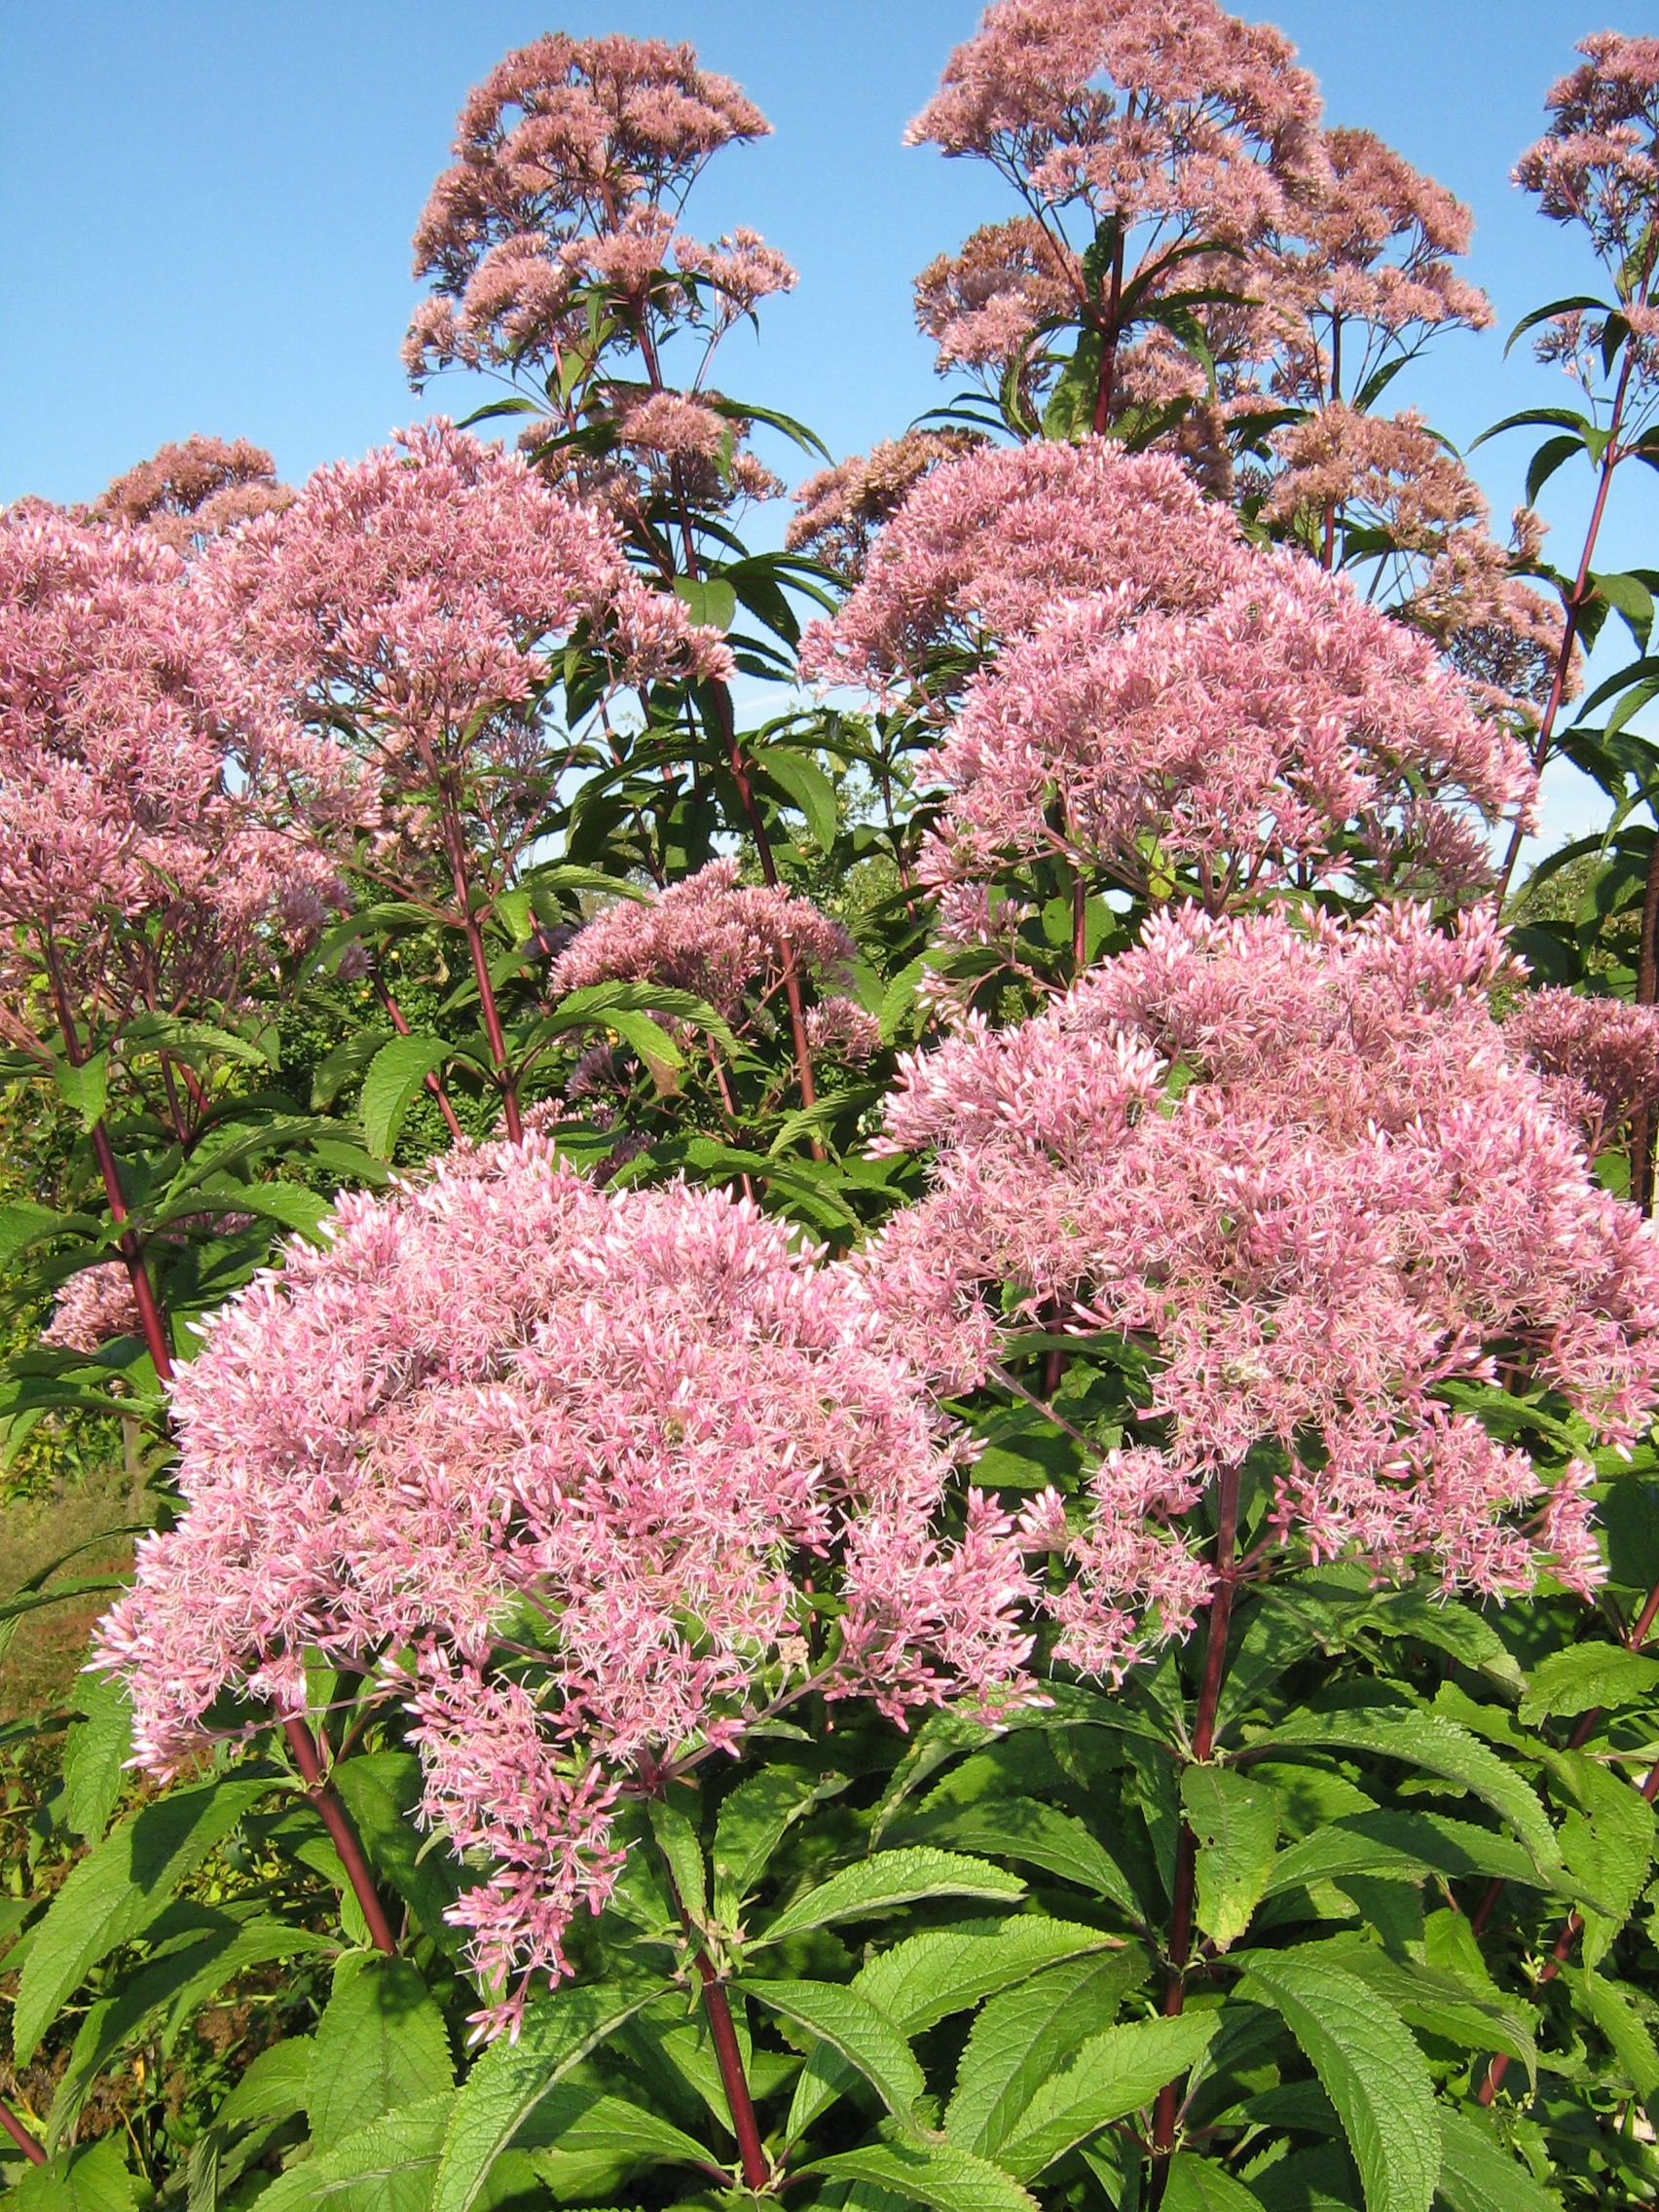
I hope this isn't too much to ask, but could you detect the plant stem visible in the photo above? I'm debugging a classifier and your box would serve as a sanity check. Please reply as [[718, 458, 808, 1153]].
[[0, 2097, 46, 2166], [1494, 347, 1636, 905], [1091, 230, 1127, 436], [89, 1121, 173, 1383], [1631, 849, 1659, 1213], [692, 1950, 770, 2192], [441, 810, 521, 1143], [371, 966, 466, 1144], [283, 1717, 398, 1954], [1150, 1463, 1243, 2191]]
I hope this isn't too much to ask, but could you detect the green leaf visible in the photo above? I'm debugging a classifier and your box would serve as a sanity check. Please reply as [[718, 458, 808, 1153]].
[[743, 1977, 925, 2125], [896, 1797, 1145, 1923], [996, 2012, 1221, 2181], [1567, 1966, 1659, 2097], [945, 1949, 1153, 2157], [12, 1774, 275, 2063], [431, 1978, 657, 2212], [13, 2138, 138, 2212], [754, 746, 839, 853], [1364, 1592, 1525, 1700], [310, 1954, 456, 2152], [1182, 1767, 1278, 1950], [1237, 1950, 1441, 2212], [1313, 1939, 1536, 2090], [1519, 1642, 1659, 1724], [754, 1848, 1023, 1948], [646, 1797, 707, 1919], [803, 2141, 1037, 2212], [60, 1676, 131, 1843], [55, 1053, 107, 1130], [673, 576, 738, 632], [519, 2087, 717, 2181], [1160, 2152, 1267, 2210], [255, 2090, 454, 2212], [0, 1202, 90, 1270], [712, 1767, 828, 1925], [217, 2038, 316, 2130], [786, 1921, 1128, 2142], [1251, 1709, 1559, 1872], [330, 1754, 461, 1950], [1264, 1812, 1543, 1899], [1526, 433, 1584, 505], [360, 1035, 453, 1161], [1433, 2108, 1558, 2212], [1550, 1749, 1655, 1965]]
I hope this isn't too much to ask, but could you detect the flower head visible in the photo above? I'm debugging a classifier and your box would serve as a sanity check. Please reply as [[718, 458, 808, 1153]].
[[96, 1139, 1037, 2034]]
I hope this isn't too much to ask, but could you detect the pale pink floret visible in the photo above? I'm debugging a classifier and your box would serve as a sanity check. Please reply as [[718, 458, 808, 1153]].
[[0, 509, 345, 1047], [799, 438, 1252, 699], [1509, 988, 1659, 1155], [866, 903, 1659, 1677], [42, 1264, 143, 1354], [549, 858, 856, 1019], [95, 1140, 1036, 2037], [925, 546, 1536, 906]]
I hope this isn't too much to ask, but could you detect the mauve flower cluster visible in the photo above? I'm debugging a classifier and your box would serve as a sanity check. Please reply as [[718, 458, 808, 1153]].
[[799, 439, 1248, 702], [787, 430, 985, 583], [95, 1137, 1037, 2035], [203, 423, 729, 887], [923, 545, 1535, 908], [548, 858, 855, 1023], [407, 35, 784, 378], [866, 903, 1659, 1677], [1509, 987, 1659, 1158], [1516, 36, 1659, 423], [0, 508, 342, 1049], [92, 436, 293, 557], [42, 1263, 142, 1355]]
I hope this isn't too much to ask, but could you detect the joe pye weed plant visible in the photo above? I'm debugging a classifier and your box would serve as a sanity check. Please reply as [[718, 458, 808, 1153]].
[[5, 10, 1659, 2212]]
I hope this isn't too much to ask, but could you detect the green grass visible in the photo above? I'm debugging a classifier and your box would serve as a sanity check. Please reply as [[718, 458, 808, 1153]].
[[0, 1453, 145, 1722]]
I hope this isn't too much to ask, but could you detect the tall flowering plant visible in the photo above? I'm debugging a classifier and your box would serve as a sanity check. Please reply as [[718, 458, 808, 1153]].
[[9, 15, 1659, 2212]]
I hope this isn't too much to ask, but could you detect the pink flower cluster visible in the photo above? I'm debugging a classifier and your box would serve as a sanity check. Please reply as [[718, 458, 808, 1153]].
[[866, 903, 1659, 1677], [92, 436, 293, 556], [42, 1263, 142, 1354], [788, 430, 985, 583], [406, 35, 792, 383], [1509, 987, 1659, 1157], [549, 859, 856, 1022], [0, 507, 341, 1047], [799, 438, 1248, 701], [96, 1138, 1036, 2035], [203, 423, 728, 891], [923, 538, 1536, 907]]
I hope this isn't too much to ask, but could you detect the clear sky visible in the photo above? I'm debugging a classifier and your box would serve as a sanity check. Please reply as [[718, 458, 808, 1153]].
[[2, 1, 1654, 852]]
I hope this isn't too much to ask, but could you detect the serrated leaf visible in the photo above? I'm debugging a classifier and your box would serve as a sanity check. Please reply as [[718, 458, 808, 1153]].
[[1251, 1709, 1559, 1872], [804, 2140, 1037, 2212], [55, 1053, 107, 1130], [996, 2012, 1221, 2181], [331, 1754, 462, 1952], [432, 1978, 657, 2212], [945, 1950, 1151, 2157], [360, 1034, 453, 1161], [13, 1775, 274, 2063], [896, 1796, 1145, 1922], [1567, 1966, 1659, 2097], [786, 1920, 1127, 2144], [754, 1847, 1023, 1947], [217, 2038, 316, 2130], [13, 2137, 139, 2212], [514, 2087, 716, 2177], [646, 1797, 707, 1918], [1264, 1812, 1544, 1899], [1550, 1748, 1654, 1965], [310, 1954, 456, 2152], [743, 1978, 924, 2126], [1160, 2152, 1267, 2210], [755, 746, 839, 852], [0, 1202, 85, 1269], [1519, 1642, 1659, 1724], [1313, 1938, 1536, 2090], [255, 2090, 454, 2212], [1237, 1950, 1440, 2212], [1182, 1767, 1278, 1950], [61, 1676, 130, 1843], [1433, 2108, 1558, 2212], [712, 1767, 827, 1925]]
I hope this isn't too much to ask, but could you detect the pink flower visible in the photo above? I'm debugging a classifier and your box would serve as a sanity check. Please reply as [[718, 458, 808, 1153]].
[[866, 903, 1659, 1664], [96, 1139, 1037, 2035], [549, 859, 856, 1022], [92, 436, 293, 557], [923, 544, 1536, 907], [43, 1264, 143, 1354], [1508, 987, 1659, 1155]]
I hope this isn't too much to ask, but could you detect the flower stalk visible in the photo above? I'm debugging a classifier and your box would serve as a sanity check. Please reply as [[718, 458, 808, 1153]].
[[283, 1716, 398, 1955]]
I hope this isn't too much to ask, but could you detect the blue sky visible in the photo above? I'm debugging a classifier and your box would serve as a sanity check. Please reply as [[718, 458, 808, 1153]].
[[2, 1, 1653, 852]]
